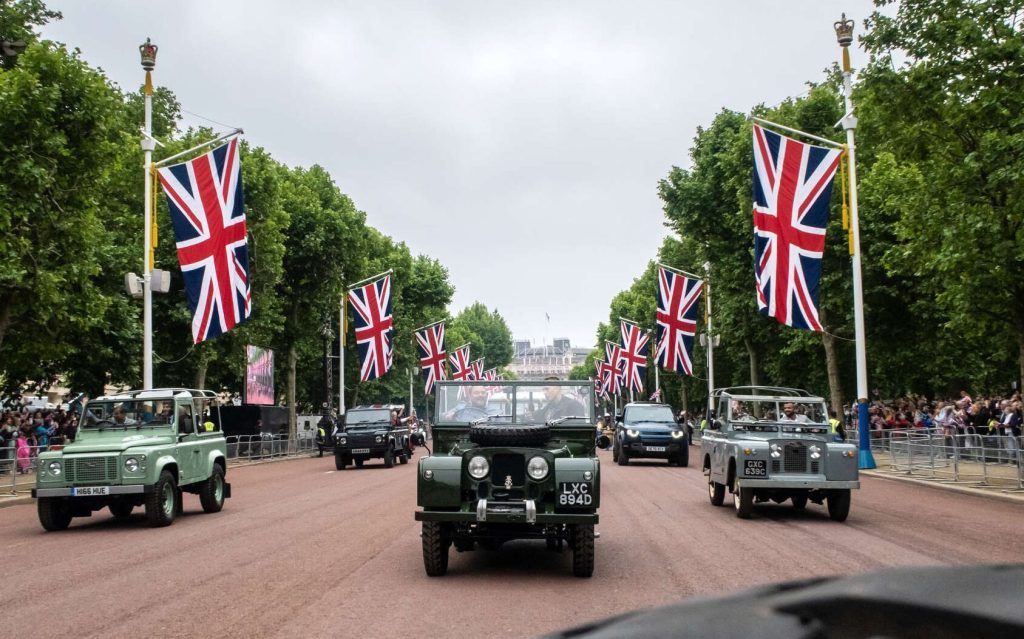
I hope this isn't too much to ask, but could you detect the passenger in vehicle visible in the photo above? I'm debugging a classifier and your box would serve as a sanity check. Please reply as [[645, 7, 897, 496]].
[[779, 402, 810, 423]]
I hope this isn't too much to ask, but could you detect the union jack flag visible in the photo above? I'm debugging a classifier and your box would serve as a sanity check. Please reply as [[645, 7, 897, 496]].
[[415, 322, 446, 395], [595, 360, 614, 398], [449, 344, 472, 381], [482, 368, 497, 381], [752, 125, 841, 331], [655, 266, 703, 375], [157, 137, 250, 343], [604, 341, 625, 396], [470, 359, 485, 382], [348, 274, 394, 381], [619, 319, 649, 394]]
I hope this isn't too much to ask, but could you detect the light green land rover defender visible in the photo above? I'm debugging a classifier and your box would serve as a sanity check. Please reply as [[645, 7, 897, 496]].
[[32, 389, 231, 531]]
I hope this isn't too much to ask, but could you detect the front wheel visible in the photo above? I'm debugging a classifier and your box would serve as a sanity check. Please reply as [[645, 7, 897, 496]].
[[383, 446, 394, 468], [791, 493, 808, 510], [617, 448, 629, 466], [708, 478, 725, 506], [422, 521, 451, 577], [109, 500, 134, 519], [571, 524, 595, 578], [145, 470, 178, 527], [733, 478, 753, 519], [612, 443, 619, 463], [827, 489, 851, 522], [199, 463, 226, 513], [38, 498, 72, 531], [678, 444, 690, 468], [334, 454, 347, 470]]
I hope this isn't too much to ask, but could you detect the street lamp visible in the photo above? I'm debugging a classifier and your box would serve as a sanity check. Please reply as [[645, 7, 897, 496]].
[[833, 14, 875, 469], [139, 37, 158, 390], [319, 318, 335, 415]]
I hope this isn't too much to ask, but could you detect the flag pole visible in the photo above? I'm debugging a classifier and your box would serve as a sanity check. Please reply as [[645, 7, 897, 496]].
[[339, 293, 345, 417], [703, 261, 715, 420], [346, 269, 394, 290], [153, 128, 244, 168], [139, 39, 157, 390], [834, 14, 875, 469]]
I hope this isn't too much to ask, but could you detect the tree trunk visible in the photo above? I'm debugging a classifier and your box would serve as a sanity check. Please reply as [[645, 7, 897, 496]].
[[1017, 326, 1024, 397], [679, 379, 689, 413], [822, 331, 844, 417], [287, 343, 297, 439], [743, 337, 761, 387], [194, 360, 207, 390]]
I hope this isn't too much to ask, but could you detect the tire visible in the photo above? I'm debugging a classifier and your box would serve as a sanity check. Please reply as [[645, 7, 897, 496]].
[[199, 463, 226, 513], [827, 489, 851, 522], [733, 477, 753, 519], [612, 442, 619, 463], [678, 443, 690, 468], [399, 453, 409, 465], [422, 521, 451, 577], [108, 500, 134, 519], [335, 454, 346, 470], [145, 470, 178, 527], [617, 447, 629, 466], [469, 423, 551, 447], [708, 478, 725, 506], [355, 459, 363, 468], [383, 446, 394, 468], [791, 493, 808, 510], [38, 498, 72, 531], [571, 524, 595, 578]]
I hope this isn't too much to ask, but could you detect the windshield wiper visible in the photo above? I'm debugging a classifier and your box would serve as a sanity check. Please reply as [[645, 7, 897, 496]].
[[470, 414, 507, 426], [548, 416, 588, 425]]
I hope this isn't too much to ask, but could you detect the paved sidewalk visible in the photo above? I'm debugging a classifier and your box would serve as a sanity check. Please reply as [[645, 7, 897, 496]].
[[863, 449, 1024, 504]]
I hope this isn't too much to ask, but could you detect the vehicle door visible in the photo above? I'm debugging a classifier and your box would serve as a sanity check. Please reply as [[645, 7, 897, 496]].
[[176, 400, 200, 485], [194, 398, 221, 474]]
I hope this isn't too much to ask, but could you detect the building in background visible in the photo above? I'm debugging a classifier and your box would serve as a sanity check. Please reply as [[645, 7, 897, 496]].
[[507, 338, 590, 380]]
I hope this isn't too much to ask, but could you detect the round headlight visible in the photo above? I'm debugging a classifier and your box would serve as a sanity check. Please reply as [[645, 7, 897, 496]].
[[375, 435, 383, 443], [423, 469, 434, 480], [626, 429, 640, 438], [809, 445, 822, 460], [467, 456, 489, 479], [770, 443, 782, 458], [48, 461, 62, 476], [339, 437, 347, 445], [527, 456, 549, 480], [124, 457, 139, 473]]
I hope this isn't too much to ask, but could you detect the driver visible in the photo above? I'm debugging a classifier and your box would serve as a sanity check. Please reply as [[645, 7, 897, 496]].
[[447, 386, 493, 421], [779, 402, 811, 423], [732, 401, 754, 422], [534, 381, 585, 422], [112, 405, 137, 425]]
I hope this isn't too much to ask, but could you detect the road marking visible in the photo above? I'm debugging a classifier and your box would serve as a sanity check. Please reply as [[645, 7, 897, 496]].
[[325, 471, 335, 474]]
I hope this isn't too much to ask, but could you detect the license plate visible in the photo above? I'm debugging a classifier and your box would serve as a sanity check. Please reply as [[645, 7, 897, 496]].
[[743, 459, 767, 477], [558, 482, 594, 508], [72, 486, 110, 496], [645, 446, 666, 452], [351, 448, 370, 454]]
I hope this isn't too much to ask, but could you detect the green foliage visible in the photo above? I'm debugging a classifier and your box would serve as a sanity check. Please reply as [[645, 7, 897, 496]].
[[448, 302, 514, 370]]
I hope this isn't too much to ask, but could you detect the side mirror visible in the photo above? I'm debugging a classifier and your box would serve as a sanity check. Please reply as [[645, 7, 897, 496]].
[[596, 435, 611, 450]]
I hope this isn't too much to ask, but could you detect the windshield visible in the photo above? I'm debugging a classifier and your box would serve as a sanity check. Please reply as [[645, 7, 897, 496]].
[[728, 399, 827, 425], [346, 409, 392, 428], [623, 405, 676, 424], [437, 381, 593, 424], [81, 399, 175, 430]]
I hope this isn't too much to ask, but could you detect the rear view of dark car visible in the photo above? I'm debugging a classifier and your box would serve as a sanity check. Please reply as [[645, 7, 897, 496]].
[[613, 402, 689, 467]]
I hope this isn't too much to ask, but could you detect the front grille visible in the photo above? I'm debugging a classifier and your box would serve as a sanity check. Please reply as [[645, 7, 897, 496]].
[[811, 461, 820, 474], [68, 456, 118, 483], [783, 443, 808, 473], [771, 460, 780, 474], [490, 454, 525, 487], [346, 434, 376, 447]]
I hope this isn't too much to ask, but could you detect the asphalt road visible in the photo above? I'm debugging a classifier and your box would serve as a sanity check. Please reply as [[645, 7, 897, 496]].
[[2, 447, 1022, 639]]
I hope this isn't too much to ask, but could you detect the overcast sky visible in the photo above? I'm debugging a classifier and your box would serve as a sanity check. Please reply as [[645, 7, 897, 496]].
[[43, 0, 879, 350]]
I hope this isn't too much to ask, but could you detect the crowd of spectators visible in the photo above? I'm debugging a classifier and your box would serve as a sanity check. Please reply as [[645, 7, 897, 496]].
[[0, 403, 80, 474], [850, 390, 1023, 440]]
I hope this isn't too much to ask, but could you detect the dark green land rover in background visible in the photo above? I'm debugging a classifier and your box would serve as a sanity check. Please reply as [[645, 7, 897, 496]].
[[415, 380, 600, 578], [33, 388, 231, 530]]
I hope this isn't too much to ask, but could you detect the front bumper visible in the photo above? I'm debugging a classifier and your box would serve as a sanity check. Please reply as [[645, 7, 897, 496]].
[[416, 503, 598, 525], [735, 478, 860, 490], [335, 444, 389, 457], [33, 485, 149, 498]]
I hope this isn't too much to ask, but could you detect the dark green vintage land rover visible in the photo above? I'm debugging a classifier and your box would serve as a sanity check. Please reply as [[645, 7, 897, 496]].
[[415, 380, 600, 578]]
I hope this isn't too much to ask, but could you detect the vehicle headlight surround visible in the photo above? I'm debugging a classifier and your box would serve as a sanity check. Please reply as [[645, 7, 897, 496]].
[[770, 443, 782, 458], [626, 429, 640, 438], [47, 461, 62, 476], [809, 445, 822, 460], [467, 455, 490, 479], [375, 435, 383, 443], [339, 437, 347, 446], [671, 430, 685, 439], [124, 455, 146, 473], [423, 469, 434, 480], [526, 456, 549, 480]]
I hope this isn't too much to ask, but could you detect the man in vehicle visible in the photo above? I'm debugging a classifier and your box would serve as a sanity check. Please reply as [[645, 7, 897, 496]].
[[732, 400, 754, 422], [779, 402, 811, 423], [112, 405, 137, 426], [535, 382, 585, 422], [446, 386, 492, 421]]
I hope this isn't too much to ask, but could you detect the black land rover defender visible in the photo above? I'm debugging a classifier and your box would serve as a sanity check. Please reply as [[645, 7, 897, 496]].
[[334, 405, 414, 469]]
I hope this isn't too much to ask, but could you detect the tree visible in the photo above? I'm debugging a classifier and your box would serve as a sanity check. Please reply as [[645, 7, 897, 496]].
[[449, 302, 514, 371]]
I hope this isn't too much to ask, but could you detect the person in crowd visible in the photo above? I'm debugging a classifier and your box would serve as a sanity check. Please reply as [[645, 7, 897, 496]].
[[15, 429, 31, 473]]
